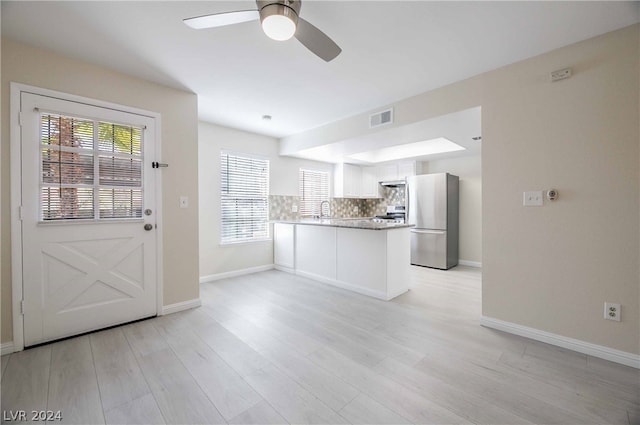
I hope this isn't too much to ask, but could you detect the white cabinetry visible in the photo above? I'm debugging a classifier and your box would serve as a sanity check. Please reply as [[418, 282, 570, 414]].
[[378, 164, 399, 182], [397, 161, 416, 180], [336, 227, 410, 299], [274, 223, 295, 272], [360, 167, 381, 198], [295, 225, 337, 279], [334, 163, 361, 198], [285, 223, 410, 300], [336, 228, 387, 293], [334, 161, 416, 198], [377, 161, 417, 182]]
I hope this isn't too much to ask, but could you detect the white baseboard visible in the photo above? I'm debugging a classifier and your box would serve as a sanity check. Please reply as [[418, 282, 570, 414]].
[[458, 260, 482, 268], [295, 270, 407, 301], [1, 341, 15, 356], [481, 316, 640, 369], [161, 298, 202, 316], [274, 265, 295, 274], [200, 264, 274, 283]]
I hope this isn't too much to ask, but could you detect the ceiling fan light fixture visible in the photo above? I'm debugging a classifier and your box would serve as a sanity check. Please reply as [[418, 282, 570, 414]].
[[185, 0, 341, 61], [260, 3, 298, 41], [262, 15, 296, 40]]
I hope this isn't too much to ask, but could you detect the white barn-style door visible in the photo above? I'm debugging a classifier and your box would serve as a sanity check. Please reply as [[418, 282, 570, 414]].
[[19, 92, 158, 347]]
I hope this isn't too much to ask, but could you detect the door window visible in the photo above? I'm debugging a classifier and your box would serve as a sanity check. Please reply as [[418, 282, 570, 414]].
[[40, 112, 143, 220]]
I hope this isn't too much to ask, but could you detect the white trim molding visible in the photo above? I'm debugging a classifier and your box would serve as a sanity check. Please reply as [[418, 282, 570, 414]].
[[1, 342, 15, 356], [10, 83, 25, 352], [295, 270, 403, 301], [481, 316, 640, 369], [274, 265, 295, 274], [458, 260, 482, 268], [161, 298, 202, 316], [200, 264, 274, 283]]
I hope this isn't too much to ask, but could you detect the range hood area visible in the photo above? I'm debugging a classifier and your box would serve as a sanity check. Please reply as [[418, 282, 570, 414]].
[[380, 180, 406, 187]]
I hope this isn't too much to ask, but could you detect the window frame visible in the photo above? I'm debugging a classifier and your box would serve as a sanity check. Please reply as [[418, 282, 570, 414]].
[[219, 150, 270, 245], [38, 110, 145, 223]]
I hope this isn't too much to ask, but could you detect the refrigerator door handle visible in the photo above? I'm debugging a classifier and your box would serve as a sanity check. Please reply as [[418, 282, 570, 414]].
[[406, 183, 410, 225], [410, 229, 446, 235]]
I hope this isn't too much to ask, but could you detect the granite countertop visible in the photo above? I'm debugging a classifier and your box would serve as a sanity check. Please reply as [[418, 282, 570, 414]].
[[272, 217, 414, 230]]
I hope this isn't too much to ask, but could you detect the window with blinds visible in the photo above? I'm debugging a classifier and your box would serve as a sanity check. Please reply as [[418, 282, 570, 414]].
[[299, 168, 330, 216], [40, 112, 143, 221], [220, 151, 269, 244]]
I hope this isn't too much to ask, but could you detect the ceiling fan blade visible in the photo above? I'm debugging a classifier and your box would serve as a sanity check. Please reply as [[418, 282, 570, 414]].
[[184, 10, 259, 29], [295, 18, 341, 62]]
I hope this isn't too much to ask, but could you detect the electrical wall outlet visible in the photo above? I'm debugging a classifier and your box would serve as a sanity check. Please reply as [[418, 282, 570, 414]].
[[604, 302, 621, 322]]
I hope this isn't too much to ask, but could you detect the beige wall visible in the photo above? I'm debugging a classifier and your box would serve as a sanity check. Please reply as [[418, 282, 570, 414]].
[[421, 156, 482, 265], [481, 24, 638, 355], [282, 25, 640, 355], [198, 121, 332, 278], [1, 39, 200, 343]]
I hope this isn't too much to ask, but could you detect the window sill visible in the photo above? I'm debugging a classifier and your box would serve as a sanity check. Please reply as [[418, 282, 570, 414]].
[[38, 218, 144, 226], [219, 238, 273, 247]]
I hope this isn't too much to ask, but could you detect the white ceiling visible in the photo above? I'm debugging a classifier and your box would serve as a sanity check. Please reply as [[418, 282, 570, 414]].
[[293, 107, 481, 165], [2, 1, 639, 145]]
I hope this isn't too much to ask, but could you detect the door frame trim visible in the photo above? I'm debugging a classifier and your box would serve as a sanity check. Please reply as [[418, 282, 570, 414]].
[[10, 82, 164, 351]]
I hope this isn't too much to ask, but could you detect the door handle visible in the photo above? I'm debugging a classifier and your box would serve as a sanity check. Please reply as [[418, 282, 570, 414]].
[[411, 229, 445, 235], [144, 224, 153, 231]]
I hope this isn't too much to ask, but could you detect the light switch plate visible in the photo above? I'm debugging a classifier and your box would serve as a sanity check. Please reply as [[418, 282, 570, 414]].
[[523, 191, 543, 206]]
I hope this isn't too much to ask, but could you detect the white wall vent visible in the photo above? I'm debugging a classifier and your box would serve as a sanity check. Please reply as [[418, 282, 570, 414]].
[[369, 108, 393, 128]]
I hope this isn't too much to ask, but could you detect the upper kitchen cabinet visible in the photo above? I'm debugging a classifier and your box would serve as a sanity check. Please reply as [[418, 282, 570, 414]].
[[376, 161, 417, 182], [361, 167, 382, 198], [334, 161, 417, 198], [397, 161, 417, 179], [377, 164, 399, 182], [334, 163, 362, 198]]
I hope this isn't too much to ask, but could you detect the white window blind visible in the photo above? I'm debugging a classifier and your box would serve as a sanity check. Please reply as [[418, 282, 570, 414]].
[[299, 168, 329, 216], [40, 112, 143, 221], [220, 151, 269, 244]]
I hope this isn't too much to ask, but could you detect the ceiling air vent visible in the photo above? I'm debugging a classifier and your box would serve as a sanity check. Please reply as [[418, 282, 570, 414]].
[[369, 108, 393, 128]]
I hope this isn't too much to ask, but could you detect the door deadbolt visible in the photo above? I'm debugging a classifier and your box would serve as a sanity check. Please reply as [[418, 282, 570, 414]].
[[144, 209, 153, 216], [144, 223, 153, 231]]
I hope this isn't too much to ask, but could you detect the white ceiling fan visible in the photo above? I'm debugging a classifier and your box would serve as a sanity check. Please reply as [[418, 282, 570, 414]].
[[184, 0, 342, 62]]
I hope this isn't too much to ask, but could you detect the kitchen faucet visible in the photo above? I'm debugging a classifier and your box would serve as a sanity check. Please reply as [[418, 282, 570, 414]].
[[320, 200, 330, 218]]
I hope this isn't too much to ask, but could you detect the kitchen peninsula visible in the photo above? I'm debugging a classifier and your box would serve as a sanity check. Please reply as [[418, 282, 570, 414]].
[[273, 219, 412, 300]]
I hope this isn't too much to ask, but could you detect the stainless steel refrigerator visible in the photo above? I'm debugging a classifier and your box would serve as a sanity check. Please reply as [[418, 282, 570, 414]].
[[407, 173, 459, 269]]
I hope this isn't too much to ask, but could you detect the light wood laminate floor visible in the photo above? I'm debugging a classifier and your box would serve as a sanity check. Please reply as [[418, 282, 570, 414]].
[[2, 266, 638, 424]]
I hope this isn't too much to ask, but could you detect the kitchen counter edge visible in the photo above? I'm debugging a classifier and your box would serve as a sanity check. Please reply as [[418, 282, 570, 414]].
[[271, 219, 414, 231]]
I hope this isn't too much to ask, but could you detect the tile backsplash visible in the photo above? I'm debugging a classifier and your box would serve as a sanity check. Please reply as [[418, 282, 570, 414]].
[[269, 187, 405, 220], [270, 195, 301, 221]]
